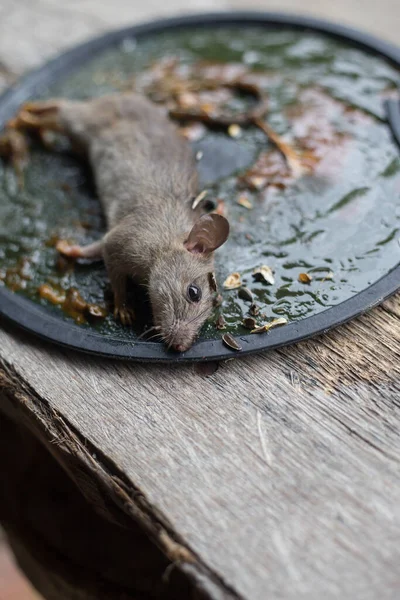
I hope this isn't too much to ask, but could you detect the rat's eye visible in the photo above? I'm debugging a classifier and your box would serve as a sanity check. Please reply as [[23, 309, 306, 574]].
[[187, 284, 202, 303]]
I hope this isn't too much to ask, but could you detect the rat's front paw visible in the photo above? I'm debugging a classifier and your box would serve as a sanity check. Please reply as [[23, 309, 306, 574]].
[[114, 305, 135, 326]]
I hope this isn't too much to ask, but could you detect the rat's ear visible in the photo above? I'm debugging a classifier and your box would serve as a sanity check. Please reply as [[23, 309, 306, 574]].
[[184, 214, 229, 255]]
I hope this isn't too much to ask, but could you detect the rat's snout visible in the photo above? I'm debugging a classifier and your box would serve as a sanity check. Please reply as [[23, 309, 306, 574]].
[[172, 342, 190, 353], [161, 322, 197, 353], [169, 331, 195, 353]]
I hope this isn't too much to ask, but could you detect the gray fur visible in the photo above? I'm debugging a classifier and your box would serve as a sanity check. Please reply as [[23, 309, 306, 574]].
[[57, 93, 228, 351]]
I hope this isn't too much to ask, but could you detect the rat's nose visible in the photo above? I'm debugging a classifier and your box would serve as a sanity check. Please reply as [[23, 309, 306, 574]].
[[173, 343, 187, 353]]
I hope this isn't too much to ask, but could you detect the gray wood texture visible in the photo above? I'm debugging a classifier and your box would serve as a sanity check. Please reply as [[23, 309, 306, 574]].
[[1, 2, 400, 599]]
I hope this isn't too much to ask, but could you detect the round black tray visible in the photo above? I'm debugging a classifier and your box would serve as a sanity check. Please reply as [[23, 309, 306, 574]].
[[1, 12, 400, 362]]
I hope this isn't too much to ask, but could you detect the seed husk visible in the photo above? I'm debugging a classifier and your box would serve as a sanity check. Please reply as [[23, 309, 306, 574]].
[[223, 272, 242, 290], [298, 272, 313, 284], [237, 194, 253, 210], [192, 189, 209, 210], [238, 286, 254, 302], [213, 293, 223, 307], [253, 265, 275, 285], [243, 317, 257, 330], [249, 303, 260, 316], [228, 124, 242, 138], [85, 304, 108, 322], [208, 271, 217, 292], [214, 198, 226, 216], [321, 271, 334, 281], [251, 317, 288, 334], [222, 332, 242, 351], [215, 314, 227, 330]]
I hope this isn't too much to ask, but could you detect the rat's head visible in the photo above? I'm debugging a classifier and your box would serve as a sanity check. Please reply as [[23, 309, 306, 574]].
[[149, 213, 229, 352]]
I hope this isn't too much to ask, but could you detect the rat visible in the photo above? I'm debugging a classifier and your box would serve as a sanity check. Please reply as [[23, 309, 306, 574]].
[[11, 93, 230, 352]]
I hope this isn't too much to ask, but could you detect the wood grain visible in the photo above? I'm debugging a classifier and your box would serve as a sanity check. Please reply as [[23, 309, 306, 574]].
[[1, 1, 400, 599], [1, 292, 400, 599]]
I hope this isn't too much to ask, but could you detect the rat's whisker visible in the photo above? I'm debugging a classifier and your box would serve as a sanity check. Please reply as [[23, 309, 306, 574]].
[[137, 325, 161, 340], [145, 332, 163, 342], [186, 306, 210, 326]]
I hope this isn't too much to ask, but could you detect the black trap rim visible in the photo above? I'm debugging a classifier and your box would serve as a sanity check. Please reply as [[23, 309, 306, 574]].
[[0, 11, 399, 362]]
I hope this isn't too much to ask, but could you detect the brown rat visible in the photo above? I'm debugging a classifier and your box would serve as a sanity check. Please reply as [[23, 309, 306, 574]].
[[13, 93, 229, 351]]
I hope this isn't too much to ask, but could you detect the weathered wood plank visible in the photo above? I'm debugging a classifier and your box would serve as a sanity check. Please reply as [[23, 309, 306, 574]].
[[1, 293, 400, 599], [0, 402, 212, 600]]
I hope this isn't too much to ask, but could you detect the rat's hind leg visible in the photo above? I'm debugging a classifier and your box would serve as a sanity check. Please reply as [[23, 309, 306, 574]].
[[8, 100, 65, 133], [56, 238, 104, 259], [1, 101, 66, 179], [0, 128, 29, 181]]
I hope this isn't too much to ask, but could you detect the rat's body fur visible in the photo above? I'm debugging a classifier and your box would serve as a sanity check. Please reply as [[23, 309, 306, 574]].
[[20, 93, 229, 351]]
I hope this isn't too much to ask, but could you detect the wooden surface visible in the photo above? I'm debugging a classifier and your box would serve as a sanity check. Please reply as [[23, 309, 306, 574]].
[[1, 2, 400, 599]]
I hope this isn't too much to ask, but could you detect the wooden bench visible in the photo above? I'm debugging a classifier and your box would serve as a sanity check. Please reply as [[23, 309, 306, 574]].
[[1, 3, 400, 599]]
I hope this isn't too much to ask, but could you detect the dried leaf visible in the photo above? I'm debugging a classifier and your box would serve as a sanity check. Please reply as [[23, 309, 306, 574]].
[[253, 265, 275, 285], [200, 103, 215, 115], [298, 272, 313, 284], [222, 333, 242, 351], [250, 325, 268, 334], [254, 118, 307, 176], [176, 91, 198, 108], [214, 198, 226, 217], [237, 194, 253, 210], [38, 283, 66, 305], [223, 272, 242, 290], [239, 150, 291, 191], [246, 175, 269, 190]]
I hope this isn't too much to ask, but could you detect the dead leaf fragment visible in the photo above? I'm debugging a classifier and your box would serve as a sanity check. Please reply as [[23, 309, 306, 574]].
[[237, 194, 253, 210]]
